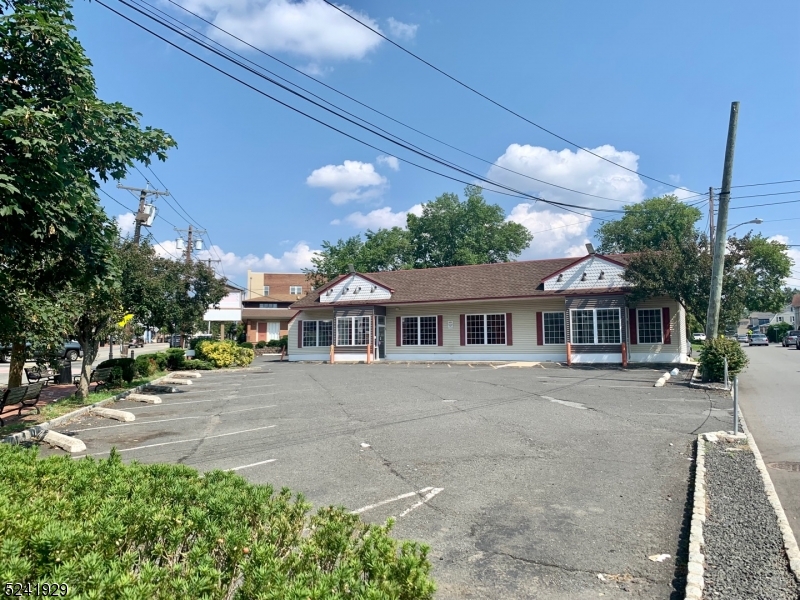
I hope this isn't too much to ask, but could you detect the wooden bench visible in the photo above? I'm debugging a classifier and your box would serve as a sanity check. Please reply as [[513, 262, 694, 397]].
[[73, 367, 114, 392], [24, 366, 57, 386], [0, 382, 44, 426]]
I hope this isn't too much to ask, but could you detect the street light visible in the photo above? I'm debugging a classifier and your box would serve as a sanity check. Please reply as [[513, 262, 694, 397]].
[[727, 218, 762, 233]]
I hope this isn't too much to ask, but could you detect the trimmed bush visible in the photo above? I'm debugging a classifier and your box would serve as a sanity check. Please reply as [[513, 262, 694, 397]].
[[97, 358, 136, 383], [151, 352, 168, 372], [266, 336, 288, 350], [255, 340, 267, 349], [165, 348, 185, 371], [0, 445, 435, 599], [196, 340, 254, 368], [183, 359, 214, 370], [699, 336, 749, 381], [239, 341, 254, 349], [134, 354, 157, 377]]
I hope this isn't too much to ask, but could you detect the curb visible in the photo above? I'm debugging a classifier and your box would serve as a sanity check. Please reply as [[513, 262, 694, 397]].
[[1, 375, 169, 446], [739, 411, 800, 583], [688, 365, 731, 393], [685, 435, 707, 600]]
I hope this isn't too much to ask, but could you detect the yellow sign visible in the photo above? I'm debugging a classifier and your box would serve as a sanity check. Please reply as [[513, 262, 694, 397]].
[[117, 313, 134, 327]]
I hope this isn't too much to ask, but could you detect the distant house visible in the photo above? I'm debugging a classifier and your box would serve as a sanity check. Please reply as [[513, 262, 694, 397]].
[[288, 252, 688, 364], [793, 295, 800, 330], [203, 281, 244, 329], [242, 272, 310, 343], [750, 307, 795, 334]]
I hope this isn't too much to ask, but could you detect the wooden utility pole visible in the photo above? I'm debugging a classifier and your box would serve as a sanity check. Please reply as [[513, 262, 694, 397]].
[[116, 183, 169, 244], [706, 102, 740, 339], [708, 187, 715, 247], [185, 225, 193, 264]]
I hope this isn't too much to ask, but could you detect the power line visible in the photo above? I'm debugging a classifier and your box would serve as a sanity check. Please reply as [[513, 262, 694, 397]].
[[730, 198, 800, 210], [727, 179, 800, 189], [319, 0, 701, 195], [98, 188, 136, 213], [97, 0, 624, 222], [728, 189, 800, 200], [150, 0, 634, 206]]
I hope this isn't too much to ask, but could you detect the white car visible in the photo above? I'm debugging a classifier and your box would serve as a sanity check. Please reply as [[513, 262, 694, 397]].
[[692, 333, 706, 341]]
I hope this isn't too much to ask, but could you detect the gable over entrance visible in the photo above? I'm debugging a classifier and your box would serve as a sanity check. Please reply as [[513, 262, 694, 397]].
[[541, 255, 627, 292]]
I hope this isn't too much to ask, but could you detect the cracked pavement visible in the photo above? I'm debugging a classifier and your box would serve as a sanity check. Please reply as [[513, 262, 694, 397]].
[[40, 358, 724, 599]]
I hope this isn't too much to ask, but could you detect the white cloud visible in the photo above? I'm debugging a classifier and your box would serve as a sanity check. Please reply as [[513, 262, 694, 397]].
[[565, 239, 592, 258], [152, 240, 318, 276], [179, 0, 383, 61], [335, 204, 423, 229], [376, 155, 400, 171], [306, 160, 387, 204], [488, 144, 646, 209], [671, 187, 697, 201], [386, 17, 418, 40], [115, 212, 136, 238], [506, 204, 593, 259]]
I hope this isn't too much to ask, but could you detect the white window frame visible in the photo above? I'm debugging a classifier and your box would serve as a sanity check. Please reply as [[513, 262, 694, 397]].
[[336, 316, 371, 346], [401, 316, 438, 346], [302, 320, 332, 347], [636, 308, 663, 344], [542, 311, 566, 345], [262, 286, 270, 296], [290, 285, 303, 295], [569, 308, 621, 345], [465, 313, 507, 346]]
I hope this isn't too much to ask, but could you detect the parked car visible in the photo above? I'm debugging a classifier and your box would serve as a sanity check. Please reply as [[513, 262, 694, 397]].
[[129, 337, 145, 348], [0, 340, 80, 362], [749, 333, 769, 346], [782, 330, 800, 347], [736, 334, 749, 343], [692, 332, 706, 341]]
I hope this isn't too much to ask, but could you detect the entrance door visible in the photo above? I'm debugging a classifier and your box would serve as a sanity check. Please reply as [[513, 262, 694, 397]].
[[257, 322, 267, 342], [377, 316, 386, 359]]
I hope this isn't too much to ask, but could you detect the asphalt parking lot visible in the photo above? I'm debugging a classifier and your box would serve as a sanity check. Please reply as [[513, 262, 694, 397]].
[[42, 358, 732, 599]]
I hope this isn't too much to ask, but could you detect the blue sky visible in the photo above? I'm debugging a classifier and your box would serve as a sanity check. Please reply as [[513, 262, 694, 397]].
[[74, 0, 800, 287]]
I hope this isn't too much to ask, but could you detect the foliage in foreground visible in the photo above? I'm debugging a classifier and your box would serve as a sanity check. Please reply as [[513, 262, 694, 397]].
[[0, 446, 435, 600], [698, 337, 749, 381]]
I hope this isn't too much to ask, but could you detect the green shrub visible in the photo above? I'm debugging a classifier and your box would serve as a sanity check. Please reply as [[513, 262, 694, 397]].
[[0, 445, 435, 599], [97, 358, 136, 383], [266, 336, 288, 350], [151, 352, 168, 372], [184, 359, 214, 370], [256, 340, 267, 348], [766, 322, 792, 343], [239, 341, 254, 349], [134, 354, 157, 377], [165, 348, 185, 371], [196, 341, 254, 368], [699, 336, 749, 381], [236, 346, 255, 366]]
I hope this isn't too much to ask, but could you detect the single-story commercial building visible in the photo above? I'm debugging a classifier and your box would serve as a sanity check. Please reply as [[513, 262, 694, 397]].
[[288, 252, 688, 364]]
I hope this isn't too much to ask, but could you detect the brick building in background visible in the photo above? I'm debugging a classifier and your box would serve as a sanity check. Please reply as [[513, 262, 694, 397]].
[[243, 271, 310, 343]]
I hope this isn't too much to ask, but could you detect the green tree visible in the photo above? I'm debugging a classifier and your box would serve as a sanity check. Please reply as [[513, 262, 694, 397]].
[[766, 322, 792, 343], [306, 187, 532, 286], [625, 233, 792, 331], [407, 186, 532, 268], [596, 195, 703, 253], [0, 0, 175, 386]]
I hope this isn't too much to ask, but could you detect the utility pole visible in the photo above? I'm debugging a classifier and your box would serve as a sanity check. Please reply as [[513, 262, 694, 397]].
[[706, 101, 740, 340], [708, 187, 715, 248], [186, 225, 193, 264], [174, 226, 207, 264], [116, 184, 169, 244]]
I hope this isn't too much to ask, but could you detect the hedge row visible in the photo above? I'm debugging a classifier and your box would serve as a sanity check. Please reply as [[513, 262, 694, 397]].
[[0, 445, 435, 599]]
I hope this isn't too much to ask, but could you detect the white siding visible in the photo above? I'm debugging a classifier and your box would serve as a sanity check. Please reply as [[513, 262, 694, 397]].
[[288, 309, 335, 361], [320, 275, 391, 303], [543, 255, 626, 291], [385, 299, 568, 361], [629, 297, 687, 363]]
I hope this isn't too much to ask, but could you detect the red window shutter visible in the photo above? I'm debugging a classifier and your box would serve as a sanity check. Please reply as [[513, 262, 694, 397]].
[[297, 320, 303, 348], [459, 314, 466, 346], [662, 307, 671, 344], [437, 315, 443, 346], [629, 309, 637, 345], [396, 316, 402, 346], [536, 312, 543, 346], [506, 313, 513, 346]]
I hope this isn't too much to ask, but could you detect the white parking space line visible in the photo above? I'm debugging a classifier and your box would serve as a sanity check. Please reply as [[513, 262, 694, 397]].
[[398, 488, 444, 517], [86, 425, 276, 455], [543, 396, 587, 410], [224, 458, 277, 472], [69, 405, 278, 432], [352, 488, 433, 515]]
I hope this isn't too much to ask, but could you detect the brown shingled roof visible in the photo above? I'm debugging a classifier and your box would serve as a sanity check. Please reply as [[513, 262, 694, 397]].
[[291, 254, 634, 308], [792, 294, 800, 308]]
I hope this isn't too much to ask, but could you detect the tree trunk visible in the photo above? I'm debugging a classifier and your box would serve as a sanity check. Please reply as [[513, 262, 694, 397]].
[[76, 330, 99, 400], [8, 340, 26, 388]]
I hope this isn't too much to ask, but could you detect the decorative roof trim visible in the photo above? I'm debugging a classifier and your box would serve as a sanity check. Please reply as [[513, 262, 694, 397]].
[[540, 254, 627, 283]]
